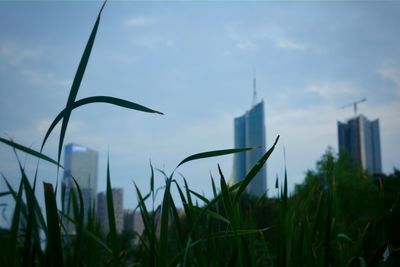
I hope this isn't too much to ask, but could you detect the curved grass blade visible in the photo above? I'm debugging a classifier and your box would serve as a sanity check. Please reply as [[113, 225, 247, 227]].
[[0, 137, 60, 167], [41, 96, 163, 151], [176, 147, 253, 169], [234, 135, 279, 203], [43, 182, 64, 267], [57, 1, 106, 164]]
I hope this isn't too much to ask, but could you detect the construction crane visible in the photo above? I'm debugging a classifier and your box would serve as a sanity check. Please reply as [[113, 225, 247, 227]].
[[339, 98, 367, 116]]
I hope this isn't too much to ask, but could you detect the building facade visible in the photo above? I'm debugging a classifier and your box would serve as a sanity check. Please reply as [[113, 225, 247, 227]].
[[63, 143, 98, 232], [338, 114, 382, 174], [232, 100, 267, 196]]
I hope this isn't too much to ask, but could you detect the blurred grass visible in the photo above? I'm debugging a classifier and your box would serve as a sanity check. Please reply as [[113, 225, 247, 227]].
[[0, 1, 399, 267]]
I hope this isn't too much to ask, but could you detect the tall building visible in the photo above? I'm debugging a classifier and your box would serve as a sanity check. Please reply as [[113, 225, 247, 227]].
[[232, 80, 267, 196], [338, 114, 382, 174], [97, 188, 124, 234], [63, 143, 98, 232]]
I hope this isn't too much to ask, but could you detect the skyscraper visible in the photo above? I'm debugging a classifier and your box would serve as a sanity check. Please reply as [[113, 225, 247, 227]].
[[338, 114, 382, 174], [63, 143, 98, 231], [232, 97, 267, 197]]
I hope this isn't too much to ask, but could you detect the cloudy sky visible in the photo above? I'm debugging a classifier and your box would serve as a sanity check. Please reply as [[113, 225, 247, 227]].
[[1, 1, 400, 225]]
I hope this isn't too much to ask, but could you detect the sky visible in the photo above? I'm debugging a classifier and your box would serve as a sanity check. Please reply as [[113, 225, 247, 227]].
[[1, 1, 400, 226]]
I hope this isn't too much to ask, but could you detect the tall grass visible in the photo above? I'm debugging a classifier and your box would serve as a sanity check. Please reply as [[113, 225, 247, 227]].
[[0, 2, 399, 266]]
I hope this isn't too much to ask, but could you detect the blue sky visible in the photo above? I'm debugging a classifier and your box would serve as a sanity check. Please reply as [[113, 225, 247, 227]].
[[1, 1, 400, 226]]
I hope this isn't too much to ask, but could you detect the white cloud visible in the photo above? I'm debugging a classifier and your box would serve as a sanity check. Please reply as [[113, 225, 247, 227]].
[[20, 69, 71, 89], [225, 23, 308, 53], [275, 38, 306, 51], [0, 43, 41, 65], [132, 36, 174, 48], [124, 16, 156, 27], [259, 24, 308, 51], [306, 81, 359, 98], [225, 25, 258, 51], [36, 119, 83, 138], [377, 66, 400, 96]]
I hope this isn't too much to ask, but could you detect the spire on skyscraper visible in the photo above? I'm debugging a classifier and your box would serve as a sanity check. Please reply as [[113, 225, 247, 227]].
[[252, 68, 258, 106]]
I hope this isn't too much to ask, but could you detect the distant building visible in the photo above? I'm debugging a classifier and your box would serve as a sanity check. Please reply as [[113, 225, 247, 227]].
[[124, 209, 144, 235], [338, 114, 382, 174], [232, 81, 267, 196], [63, 143, 98, 232], [97, 188, 124, 234]]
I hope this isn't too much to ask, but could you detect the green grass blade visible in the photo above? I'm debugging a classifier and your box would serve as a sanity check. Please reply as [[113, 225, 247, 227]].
[[43, 182, 64, 267], [210, 172, 218, 198], [234, 135, 279, 203], [56, 1, 106, 164], [106, 155, 119, 266], [168, 193, 184, 251], [176, 147, 253, 169], [22, 171, 39, 266], [134, 183, 158, 264], [70, 175, 85, 265], [159, 176, 172, 267], [188, 188, 210, 204], [219, 164, 235, 225], [150, 160, 155, 207], [41, 96, 163, 151], [0, 191, 11, 197], [0, 137, 60, 167], [83, 229, 113, 254], [183, 178, 194, 207], [9, 178, 23, 266], [206, 227, 271, 239], [192, 206, 231, 225]]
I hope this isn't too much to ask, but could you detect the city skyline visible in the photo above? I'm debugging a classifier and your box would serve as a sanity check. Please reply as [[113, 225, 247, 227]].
[[0, 1, 399, 220]]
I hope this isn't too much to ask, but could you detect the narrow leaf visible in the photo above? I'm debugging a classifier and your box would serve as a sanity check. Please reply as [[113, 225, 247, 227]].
[[0, 137, 60, 167], [43, 182, 64, 267], [57, 1, 106, 164], [176, 147, 253, 169], [41, 96, 163, 151], [234, 135, 279, 203], [106, 155, 118, 266]]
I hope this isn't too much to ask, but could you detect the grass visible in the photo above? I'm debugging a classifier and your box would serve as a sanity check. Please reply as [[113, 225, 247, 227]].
[[0, 2, 399, 266]]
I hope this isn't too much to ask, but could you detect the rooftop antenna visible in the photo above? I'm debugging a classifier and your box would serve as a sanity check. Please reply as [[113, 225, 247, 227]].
[[252, 68, 257, 106], [339, 98, 367, 116]]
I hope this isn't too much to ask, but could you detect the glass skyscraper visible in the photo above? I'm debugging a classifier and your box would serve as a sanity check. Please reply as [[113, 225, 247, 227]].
[[232, 100, 267, 197], [63, 143, 98, 231], [338, 115, 382, 174]]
